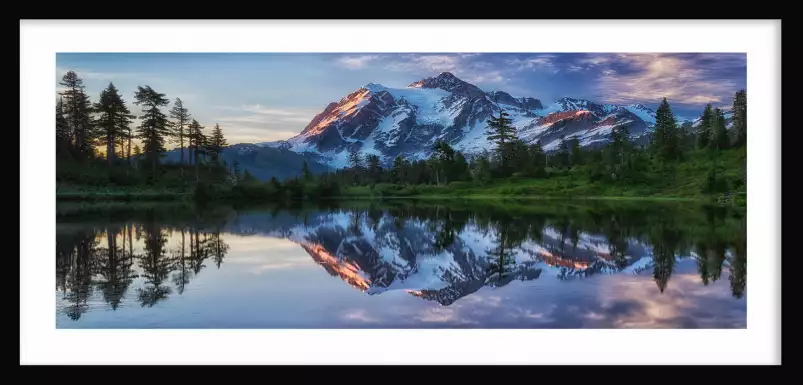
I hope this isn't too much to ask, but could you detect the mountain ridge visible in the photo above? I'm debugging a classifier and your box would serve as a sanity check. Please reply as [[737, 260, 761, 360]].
[[257, 72, 675, 168]]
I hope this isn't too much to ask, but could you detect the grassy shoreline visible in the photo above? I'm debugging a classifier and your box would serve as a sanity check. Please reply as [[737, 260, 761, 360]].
[[56, 188, 735, 204], [57, 147, 746, 205]]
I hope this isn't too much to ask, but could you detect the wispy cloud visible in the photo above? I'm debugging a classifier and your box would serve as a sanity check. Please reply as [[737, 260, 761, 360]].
[[213, 104, 317, 143], [464, 70, 505, 84], [335, 55, 380, 69], [218, 104, 316, 123], [55, 66, 152, 82], [381, 54, 513, 87], [508, 54, 560, 74], [236, 104, 318, 117], [591, 53, 745, 106], [384, 54, 460, 73], [341, 309, 379, 323], [576, 54, 614, 66]]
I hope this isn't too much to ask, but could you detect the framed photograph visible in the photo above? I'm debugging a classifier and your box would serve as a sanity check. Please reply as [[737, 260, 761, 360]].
[[20, 19, 781, 365]]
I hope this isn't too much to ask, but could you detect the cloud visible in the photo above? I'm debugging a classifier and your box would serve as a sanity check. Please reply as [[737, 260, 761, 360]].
[[385, 54, 460, 73], [236, 104, 318, 118], [576, 54, 614, 66], [508, 54, 560, 74], [383, 54, 513, 88], [589, 53, 745, 106], [414, 306, 459, 323], [55, 66, 154, 82], [464, 70, 505, 84], [335, 55, 380, 69], [212, 123, 300, 143], [341, 309, 379, 323], [211, 104, 316, 142]]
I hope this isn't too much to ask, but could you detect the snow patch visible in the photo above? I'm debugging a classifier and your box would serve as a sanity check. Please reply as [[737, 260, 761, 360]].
[[624, 104, 656, 125]]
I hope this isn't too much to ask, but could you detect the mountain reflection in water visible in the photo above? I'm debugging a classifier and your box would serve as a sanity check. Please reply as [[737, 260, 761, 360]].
[[55, 200, 746, 328]]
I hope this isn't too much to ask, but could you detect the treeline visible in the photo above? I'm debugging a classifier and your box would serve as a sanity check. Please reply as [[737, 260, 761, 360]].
[[56, 70, 233, 190], [315, 91, 747, 197]]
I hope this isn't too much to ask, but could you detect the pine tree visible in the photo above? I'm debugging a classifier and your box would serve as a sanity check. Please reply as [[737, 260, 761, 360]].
[[348, 147, 363, 170], [569, 137, 583, 166], [93, 83, 129, 166], [527, 141, 546, 177], [208, 123, 227, 164], [697, 104, 713, 149], [651, 97, 681, 162], [732, 89, 747, 147], [169, 98, 191, 165], [269, 176, 282, 192], [232, 160, 241, 181], [485, 110, 516, 176], [56, 97, 71, 157], [241, 169, 255, 182], [506, 139, 529, 175], [133, 85, 171, 175], [59, 71, 95, 160], [712, 108, 730, 150], [476, 154, 492, 183], [365, 154, 381, 184], [610, 124, 631, 166], [187, 119, 206, 166], [558, 135, 570, 168], [301, 160, 312, 181], [189, 119, 211, 183], [133, 144, 142, 160], [117, 101, 134, 166], [432, 140, 456, 184], [453, 152, 470, 181], [391, 156, 405, 184]]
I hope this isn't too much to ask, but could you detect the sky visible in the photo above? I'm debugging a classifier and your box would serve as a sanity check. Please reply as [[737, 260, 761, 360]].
[[56, 52, 746, 145]]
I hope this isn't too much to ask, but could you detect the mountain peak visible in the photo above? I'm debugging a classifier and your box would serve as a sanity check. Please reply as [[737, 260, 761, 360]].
[[556, 96, 586, 103], [363, 82, 387, 93], [407, 72, 486, 99], [408, 71, 466, 88], [629, 103, 651, 110], [554, 97, 597, 111]]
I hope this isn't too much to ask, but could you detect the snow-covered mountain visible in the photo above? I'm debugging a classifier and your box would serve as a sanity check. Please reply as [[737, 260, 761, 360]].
[[689, 109, 735, 129], [260, 72, 666, 168]]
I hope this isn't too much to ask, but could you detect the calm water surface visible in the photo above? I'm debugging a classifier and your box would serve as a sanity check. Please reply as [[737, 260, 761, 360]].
[[56, 200, 746, 328]]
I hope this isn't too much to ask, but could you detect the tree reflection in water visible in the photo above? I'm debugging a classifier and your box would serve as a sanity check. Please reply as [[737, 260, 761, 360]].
[[56, 200, 746, 322]]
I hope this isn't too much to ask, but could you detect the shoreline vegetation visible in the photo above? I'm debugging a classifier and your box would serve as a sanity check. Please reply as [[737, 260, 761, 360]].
[[55, 69, 747, 206]]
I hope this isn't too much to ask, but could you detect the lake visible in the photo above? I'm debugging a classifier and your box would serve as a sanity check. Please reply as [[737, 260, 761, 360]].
[[55, 199, 746, 328]]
